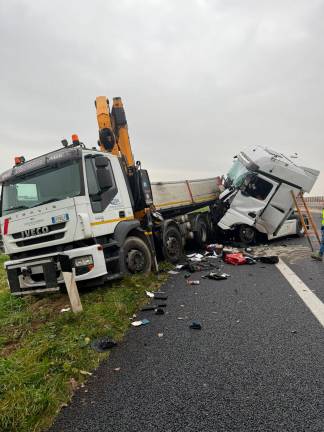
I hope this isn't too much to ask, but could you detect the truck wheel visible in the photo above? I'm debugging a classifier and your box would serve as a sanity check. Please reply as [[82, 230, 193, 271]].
[[123, 236, 152, 274], [194, 217, 208, 248], [238, 225, 256, 245], [162, 225, 183, 263]]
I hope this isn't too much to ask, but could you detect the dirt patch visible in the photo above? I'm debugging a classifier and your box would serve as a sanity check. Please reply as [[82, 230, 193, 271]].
[[28, 294, 70, 314], [1, 340, 21, 357], [252, 244, 311, 264]]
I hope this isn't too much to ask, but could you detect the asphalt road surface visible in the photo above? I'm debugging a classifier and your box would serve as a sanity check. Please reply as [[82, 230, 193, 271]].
[[51, 215, 324, 432]]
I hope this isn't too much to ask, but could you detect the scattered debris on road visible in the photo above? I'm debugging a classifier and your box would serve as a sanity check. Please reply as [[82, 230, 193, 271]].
[[131, 319, 150, 327], [155, 308, 165, 315], [146, 291, 168, 300], [224, 252, 247, 265], [91, 338, 118, 352], [141, 304, 167, 311], [206, 243, 224, 254], [187, 280, 200, 285], [259, 256, 279, 264], [189, 320, 202, 330], [79, 370, 93, 376], [202, 272, 230, 280]]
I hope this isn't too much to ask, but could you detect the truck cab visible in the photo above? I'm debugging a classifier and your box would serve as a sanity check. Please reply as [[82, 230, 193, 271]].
[[218, 146, 319, 243], [0, 145, 153, 295]]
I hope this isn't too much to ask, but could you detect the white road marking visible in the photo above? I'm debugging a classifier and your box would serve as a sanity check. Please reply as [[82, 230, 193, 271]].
[[276, 258, 324, 327]]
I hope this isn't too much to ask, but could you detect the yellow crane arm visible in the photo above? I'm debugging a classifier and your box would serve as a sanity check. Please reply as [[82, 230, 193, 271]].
[[95, 96, 135, 170], [95, 96, 118, 156], [111, 97, 135, 168]]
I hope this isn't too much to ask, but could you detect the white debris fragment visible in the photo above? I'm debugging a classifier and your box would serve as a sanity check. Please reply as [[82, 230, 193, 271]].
[[131, 319, 150, 327], [131, 321, 143, 327], [79, 370, 92, 376]]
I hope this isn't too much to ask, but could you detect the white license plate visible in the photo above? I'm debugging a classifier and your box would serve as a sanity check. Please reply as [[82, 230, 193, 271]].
[[51, 214, 69, 224]]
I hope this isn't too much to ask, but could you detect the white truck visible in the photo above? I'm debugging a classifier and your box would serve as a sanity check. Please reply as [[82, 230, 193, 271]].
[[0, 96, 319, 295]]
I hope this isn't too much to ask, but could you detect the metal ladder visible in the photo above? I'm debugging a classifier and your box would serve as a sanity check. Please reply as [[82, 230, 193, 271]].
[[291, 191, 321, 251]]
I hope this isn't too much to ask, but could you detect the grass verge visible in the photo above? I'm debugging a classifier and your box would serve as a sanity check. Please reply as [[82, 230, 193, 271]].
[[0, 255, 169, 432]]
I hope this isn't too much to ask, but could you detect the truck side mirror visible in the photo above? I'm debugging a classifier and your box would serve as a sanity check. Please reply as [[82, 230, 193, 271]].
[[97, 168, 113, 191], [95, 155, 109, 168]]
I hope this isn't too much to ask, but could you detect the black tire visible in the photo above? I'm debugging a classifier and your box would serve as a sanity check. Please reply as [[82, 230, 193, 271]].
[[123, 236, 152, 274], [194, 217, 208, 248], [162, 225, 183, 263], [238, 225, 256, 245]]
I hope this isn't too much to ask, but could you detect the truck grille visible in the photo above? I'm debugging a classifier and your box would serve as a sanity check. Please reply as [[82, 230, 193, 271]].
[[16, 233, 65, 247], [12, 223, 66, 247]]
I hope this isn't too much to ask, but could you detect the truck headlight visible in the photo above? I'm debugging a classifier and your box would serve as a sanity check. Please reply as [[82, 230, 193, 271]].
[[73, 255, 94, 267]]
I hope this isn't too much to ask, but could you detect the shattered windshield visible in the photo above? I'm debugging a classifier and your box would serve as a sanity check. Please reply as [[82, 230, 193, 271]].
[[226, 160, 250, 188], [1, 160, 82, 216]]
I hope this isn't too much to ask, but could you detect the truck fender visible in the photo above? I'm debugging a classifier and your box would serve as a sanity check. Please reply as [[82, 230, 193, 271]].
[[113, 220, 141, 247]]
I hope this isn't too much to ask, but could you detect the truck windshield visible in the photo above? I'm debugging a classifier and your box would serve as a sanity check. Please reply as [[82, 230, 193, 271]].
[[227, 160, 250, 188], [1, 160, 82, 216]]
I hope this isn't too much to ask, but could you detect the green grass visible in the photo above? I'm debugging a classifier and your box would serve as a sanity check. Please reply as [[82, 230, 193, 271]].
[[0, 255, 169, 432]]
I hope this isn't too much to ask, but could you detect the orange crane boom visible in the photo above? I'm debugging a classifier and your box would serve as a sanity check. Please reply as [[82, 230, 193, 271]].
[[95, 96, 135, 170]]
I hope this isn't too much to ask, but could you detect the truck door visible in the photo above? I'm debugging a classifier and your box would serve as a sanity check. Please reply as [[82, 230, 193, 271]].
[[256, 182, 298, 235], [218, 173, 277, 232], [84, 154, 134, 236]]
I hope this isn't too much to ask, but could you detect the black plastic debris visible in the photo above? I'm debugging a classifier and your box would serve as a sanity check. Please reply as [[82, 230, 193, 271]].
[[153, 293, 168, 300], [202, 272, 229, 280], [141, 304, 167, 311], [146, 291, 168, 300], [259, 256, 279, 264], [245, 256, 257, 265], [181, 260, 219, 274], [189, 320, 202, 330], [91, 338, 117, 352], [155, 308, 165, 315]]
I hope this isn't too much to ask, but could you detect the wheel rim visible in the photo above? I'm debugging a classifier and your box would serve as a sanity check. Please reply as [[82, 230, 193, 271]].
[[241, 226, 255, 243], [126, 249, 146, 273], [165, 235, 180, 258]]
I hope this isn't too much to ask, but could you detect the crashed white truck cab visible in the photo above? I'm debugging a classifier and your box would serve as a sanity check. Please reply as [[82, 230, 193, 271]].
[[217, 146, 319, 243]]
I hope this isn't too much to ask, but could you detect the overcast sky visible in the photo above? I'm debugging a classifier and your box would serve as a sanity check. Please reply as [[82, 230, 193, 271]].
[[0, 0, 323, 194]]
